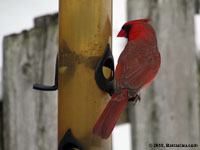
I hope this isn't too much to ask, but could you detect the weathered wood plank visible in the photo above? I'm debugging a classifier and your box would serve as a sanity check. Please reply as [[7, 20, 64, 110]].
[[127, 0, 199, 149], [3, 14, 58, 150]]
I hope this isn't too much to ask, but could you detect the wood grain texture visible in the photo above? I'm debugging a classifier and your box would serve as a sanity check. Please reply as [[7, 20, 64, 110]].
[[127, 0, 199, 149], [3, 14, 58, 150]]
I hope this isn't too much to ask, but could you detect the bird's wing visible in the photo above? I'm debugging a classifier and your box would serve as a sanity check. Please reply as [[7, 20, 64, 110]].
[[115, 40, 160, 95], [125, 62, 157, 90]]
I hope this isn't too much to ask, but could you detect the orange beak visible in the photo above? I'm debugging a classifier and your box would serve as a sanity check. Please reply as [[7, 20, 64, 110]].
[[117, 29, 127, 37]]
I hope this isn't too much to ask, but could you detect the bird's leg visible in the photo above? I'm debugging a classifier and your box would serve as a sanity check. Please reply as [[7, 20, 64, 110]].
[[133, 94, 141, 105], [128, 93, 141, 105]]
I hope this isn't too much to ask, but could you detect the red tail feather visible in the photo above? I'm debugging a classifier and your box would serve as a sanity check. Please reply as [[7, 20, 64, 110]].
[[93, 93, 129, 139]]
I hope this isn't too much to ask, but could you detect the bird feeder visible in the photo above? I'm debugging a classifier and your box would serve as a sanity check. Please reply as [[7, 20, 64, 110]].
[[34, 0, 113, 149]]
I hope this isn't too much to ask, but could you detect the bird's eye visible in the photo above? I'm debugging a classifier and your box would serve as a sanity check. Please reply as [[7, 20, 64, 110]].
[[122, 24, 132, 34], [122, 25, 126, 30]]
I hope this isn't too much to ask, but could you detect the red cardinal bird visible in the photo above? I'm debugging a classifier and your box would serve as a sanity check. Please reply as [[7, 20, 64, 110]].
[[93, 19, 161, 139]]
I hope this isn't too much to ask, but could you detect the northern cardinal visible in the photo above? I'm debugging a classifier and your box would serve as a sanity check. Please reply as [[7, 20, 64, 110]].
[[93, 19, 161, 139]]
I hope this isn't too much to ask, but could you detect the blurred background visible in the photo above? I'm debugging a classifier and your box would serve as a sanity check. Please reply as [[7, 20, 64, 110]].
[[0, 0, 200, 150]]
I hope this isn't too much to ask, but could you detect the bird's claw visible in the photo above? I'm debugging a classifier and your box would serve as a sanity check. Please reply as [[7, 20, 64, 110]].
[[128, 94, 141, 105]]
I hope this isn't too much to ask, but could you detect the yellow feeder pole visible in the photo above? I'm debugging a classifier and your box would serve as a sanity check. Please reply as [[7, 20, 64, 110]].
[[58, 0, 112, 149]]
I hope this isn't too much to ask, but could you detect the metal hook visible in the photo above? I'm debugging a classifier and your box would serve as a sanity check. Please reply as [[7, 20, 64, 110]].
[[33, 54, 58, 91], [95, 44, 114, 96]]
